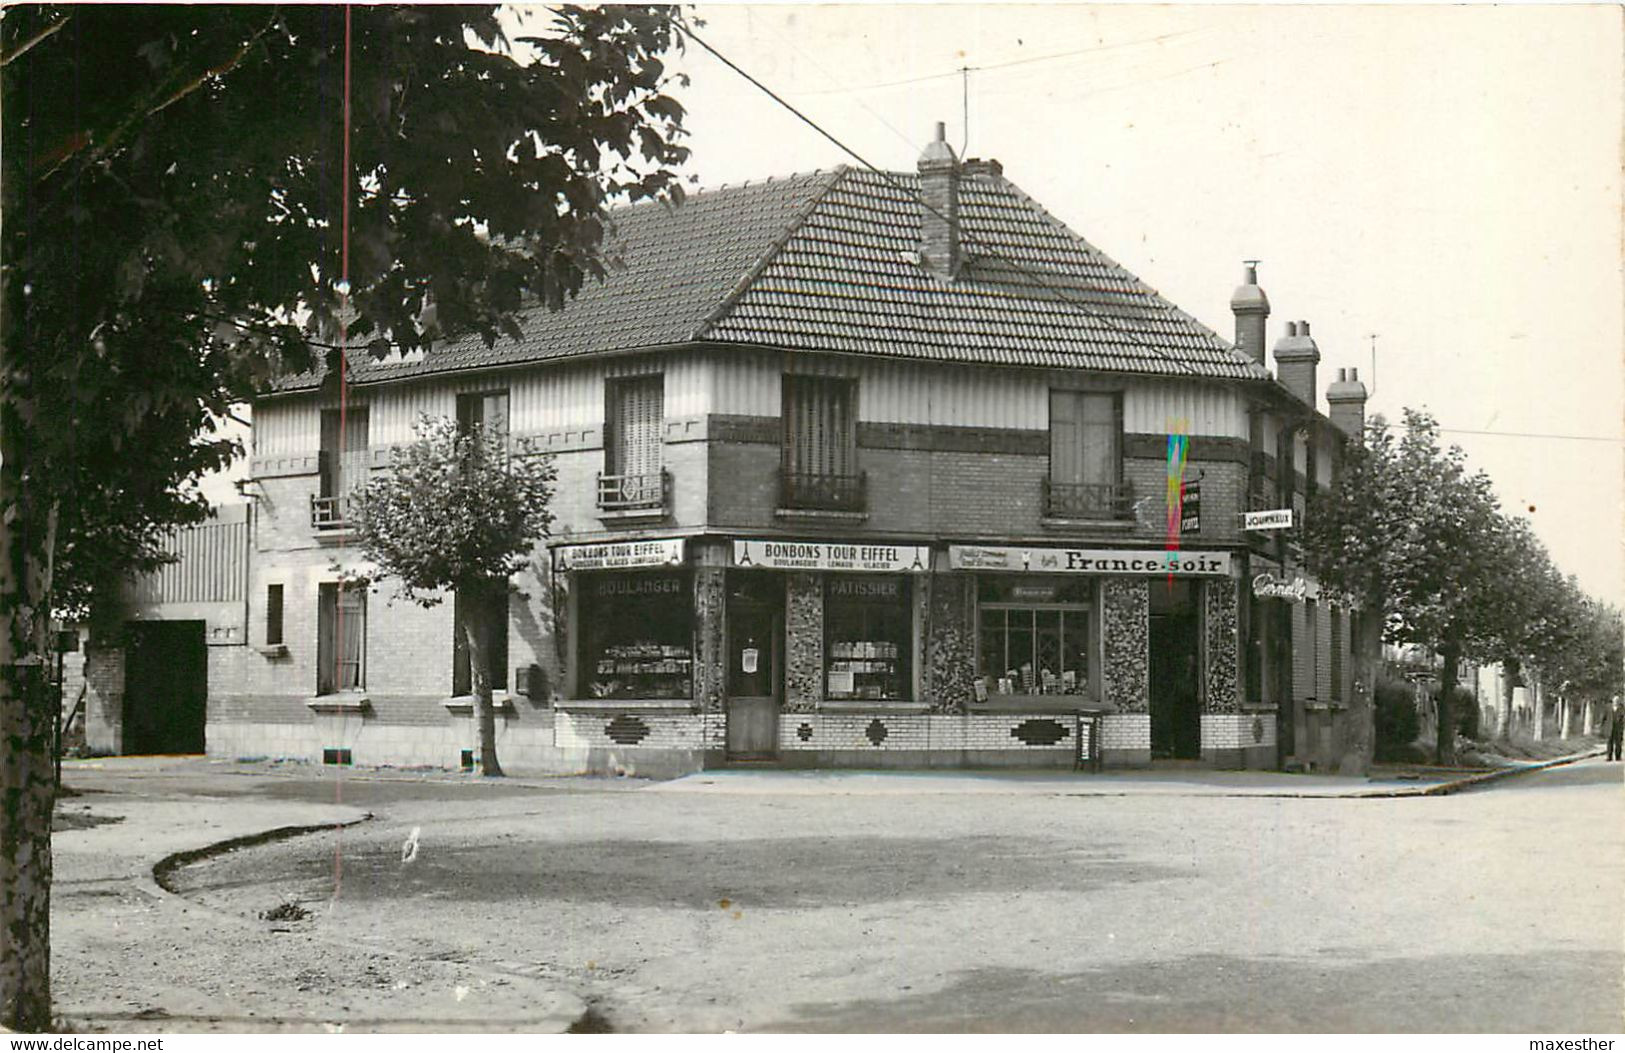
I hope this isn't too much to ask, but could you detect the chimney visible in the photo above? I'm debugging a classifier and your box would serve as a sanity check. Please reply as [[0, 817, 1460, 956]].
[[1274, 319, 1320, 408], [1229, 261, 1270, 366], [1327, 366, 1369, 440], [962, 157, 1003, 178], [917, 121, 961, 281]]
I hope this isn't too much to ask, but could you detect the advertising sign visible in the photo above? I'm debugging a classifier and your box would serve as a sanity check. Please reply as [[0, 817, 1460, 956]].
[[554, 538, 685, 571], [1242, 508, 1296, 531], [947, 546, 1232, 577], [1179, 481, 1201, 534], [1252, 573, 1319, 601], [732, 540, 929, 573]]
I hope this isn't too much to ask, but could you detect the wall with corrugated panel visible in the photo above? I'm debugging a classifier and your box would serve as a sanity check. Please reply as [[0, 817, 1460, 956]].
[[126, 506, 249, 605], [703, 348, 1248, 437], [255, 353, 712, 453]]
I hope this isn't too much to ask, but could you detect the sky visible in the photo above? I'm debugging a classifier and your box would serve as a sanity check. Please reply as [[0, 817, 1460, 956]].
[[660, 3, 1625, 608], [204, 3, 1624, 610]]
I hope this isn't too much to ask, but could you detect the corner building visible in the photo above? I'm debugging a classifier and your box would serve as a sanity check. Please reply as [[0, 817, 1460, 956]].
[[216, 128, 1371, 775]]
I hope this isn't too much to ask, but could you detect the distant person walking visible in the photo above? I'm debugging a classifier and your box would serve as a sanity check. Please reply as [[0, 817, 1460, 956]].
[[1605, 696, 1625, 762]]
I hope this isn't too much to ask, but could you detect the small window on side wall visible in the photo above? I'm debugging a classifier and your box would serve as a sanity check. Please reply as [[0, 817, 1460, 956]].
[[266, 584, 284, 646]]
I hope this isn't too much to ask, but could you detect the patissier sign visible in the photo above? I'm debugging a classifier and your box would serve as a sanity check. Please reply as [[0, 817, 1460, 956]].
[[733, 540, 929, 573], [554, 538, 685, 571], [948, 545, 1232, 577]]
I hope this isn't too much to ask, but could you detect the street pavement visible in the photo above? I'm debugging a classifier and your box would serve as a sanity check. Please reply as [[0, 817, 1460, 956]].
[[50, 753, 1624, 1033]]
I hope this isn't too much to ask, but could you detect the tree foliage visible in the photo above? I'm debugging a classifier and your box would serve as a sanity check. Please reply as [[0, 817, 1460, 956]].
[[348, 415, 556, 778], [1, 4, 688, 1030], [350, 416, 556, 604], [1308, 409, 1621, 758], [1306, 410, 1509, 762]]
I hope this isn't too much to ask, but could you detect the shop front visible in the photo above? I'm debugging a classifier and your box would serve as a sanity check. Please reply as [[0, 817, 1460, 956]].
[[727, 539, 927, 761], [551, 537, 724, 773], [947, 545, 1251, 767]]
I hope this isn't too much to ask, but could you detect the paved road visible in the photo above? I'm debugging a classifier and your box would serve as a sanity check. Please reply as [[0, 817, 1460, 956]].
[[59, 756, 1624, 1032]]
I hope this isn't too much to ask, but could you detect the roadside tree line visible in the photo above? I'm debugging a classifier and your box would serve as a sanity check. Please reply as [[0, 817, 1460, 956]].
[[1305, 408, 1624, 764]]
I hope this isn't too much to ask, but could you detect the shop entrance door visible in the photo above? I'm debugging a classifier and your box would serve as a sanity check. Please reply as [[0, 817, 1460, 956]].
[[726, 573, 782, 760], [1149, 580, 1201, 760]]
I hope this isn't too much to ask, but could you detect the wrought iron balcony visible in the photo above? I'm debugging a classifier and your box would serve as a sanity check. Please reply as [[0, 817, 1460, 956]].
[[597, 470, 669, 513], [1041, 479, 1135, 520], [310, 493, 356, 530], [779, 470, 867, 513]]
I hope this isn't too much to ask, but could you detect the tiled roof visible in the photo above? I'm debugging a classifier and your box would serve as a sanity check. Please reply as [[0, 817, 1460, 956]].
[[271, 165, 1265, 392]]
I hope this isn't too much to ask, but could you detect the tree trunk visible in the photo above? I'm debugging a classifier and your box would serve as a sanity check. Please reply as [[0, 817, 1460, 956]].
[[1582, 699, 1596, 736], [1559, 692, 1573, 739], [1497, 657, 1518, 741], [462, 583, 504, 777], [1435, 641, 1460, 766], [1532, 672, 1545, 741], [1, 432, 57, 1031]]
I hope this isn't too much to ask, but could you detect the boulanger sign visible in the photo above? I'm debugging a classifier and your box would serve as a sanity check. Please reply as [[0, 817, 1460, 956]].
[[948, 546, 1232, 576], [554, 538, 685, 571], [733, 539, 929, 573]]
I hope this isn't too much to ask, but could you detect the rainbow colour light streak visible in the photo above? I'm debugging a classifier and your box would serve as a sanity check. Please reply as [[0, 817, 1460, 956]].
[[1165, 420, 1190, 582]]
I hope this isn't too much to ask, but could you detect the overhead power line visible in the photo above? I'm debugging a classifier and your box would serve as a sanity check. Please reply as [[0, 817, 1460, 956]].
[[678, 21, 1207, 378]]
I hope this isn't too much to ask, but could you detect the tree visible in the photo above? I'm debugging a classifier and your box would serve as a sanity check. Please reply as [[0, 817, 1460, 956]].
[[348, 416, 555, 777], [2, 5, 688, 1029], [1305, 410, 1507, 764]]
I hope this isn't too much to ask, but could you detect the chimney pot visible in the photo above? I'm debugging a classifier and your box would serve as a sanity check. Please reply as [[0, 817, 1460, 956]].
[[1301, 320, 1311, 336], [1286, 321, 1298, 337], [1230, 260, 1269, 366], [917, 120, 961, 281], [1350, 367, 1359, 382]]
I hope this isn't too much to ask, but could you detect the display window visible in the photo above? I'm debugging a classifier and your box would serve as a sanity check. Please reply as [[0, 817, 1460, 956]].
[[975, 576, 1097, 702], [824, 575, 911, 701], [577, 571, 694, 700]]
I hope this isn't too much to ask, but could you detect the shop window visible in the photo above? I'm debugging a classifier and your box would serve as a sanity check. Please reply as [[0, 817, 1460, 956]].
[[265, 584, 284, 646], [781, 375, 862, 510], [1045, 390, 1126, 518], [578, 571, 693, 700], [975, 577, 1097, 701], [824, 576, 911, 701], [453, 586, 509, 695], [316, 582, 366, 694], [602, 375, 666, 510]]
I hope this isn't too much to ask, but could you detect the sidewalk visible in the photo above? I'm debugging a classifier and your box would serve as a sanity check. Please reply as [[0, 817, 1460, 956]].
[[51, 759, 590, 1034]]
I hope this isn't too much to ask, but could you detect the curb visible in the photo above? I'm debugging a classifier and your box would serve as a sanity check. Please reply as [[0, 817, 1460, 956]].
[[1359, 748, 1605, 798], [136, 808, 591, 1034]]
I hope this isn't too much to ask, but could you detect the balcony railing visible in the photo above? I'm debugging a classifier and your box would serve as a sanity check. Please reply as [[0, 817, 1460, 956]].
[[310, 493, 357, 530], [779, 470, 867, 513], [597, 470, 669, 513], [1041, 479, 1135, 520]]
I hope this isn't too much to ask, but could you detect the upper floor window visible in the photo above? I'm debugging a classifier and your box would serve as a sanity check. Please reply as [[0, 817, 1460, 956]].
[[313, 407, 369, 529], [1044, 390, 1127, 519], [456, 390, 509, 441], [600, 375, 666, 512], [781, 375, 862, 511]]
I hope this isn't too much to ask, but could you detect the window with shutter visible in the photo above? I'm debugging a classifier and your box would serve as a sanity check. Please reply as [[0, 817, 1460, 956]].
[[457, 390, 510, 442], [1045, 390, 1124, 517], [319, 407, 369, 498], [317, 582, 366, 694], [601, 375, 665, 510], [780, 376, 860, 510]]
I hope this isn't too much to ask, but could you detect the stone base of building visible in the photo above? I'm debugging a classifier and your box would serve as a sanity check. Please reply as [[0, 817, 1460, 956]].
[[1199, 712, 1278, 770], [204, 705, 1282, 776]]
